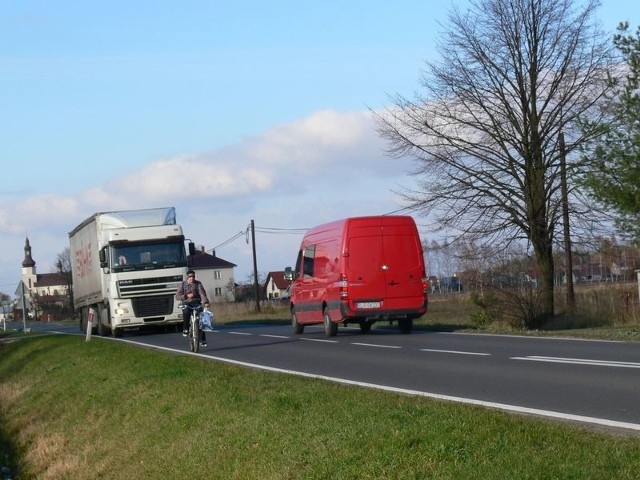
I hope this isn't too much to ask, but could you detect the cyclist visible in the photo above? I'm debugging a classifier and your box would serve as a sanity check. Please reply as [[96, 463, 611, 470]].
[[176, 269, 210, 347]]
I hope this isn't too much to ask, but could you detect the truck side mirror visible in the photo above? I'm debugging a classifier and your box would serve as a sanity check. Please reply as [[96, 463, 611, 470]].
[[188, 242, 196, 256], [99, 247, 107, 268]]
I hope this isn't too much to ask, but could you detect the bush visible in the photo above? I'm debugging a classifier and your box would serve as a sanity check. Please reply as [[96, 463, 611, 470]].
[[468, 290, 499, 327], [468, 284, 547, 330]]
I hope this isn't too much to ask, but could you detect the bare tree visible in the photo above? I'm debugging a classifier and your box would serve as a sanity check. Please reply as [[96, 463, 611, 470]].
[[376, 0, 614, 323], [56, 247, 74, 312]]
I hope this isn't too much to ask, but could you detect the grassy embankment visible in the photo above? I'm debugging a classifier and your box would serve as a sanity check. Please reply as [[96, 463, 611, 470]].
[[1, 334, 640, 479], [1, 284, 639, 478]]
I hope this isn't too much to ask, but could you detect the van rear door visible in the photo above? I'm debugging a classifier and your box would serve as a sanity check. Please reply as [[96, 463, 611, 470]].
[[346, 233, 386, 308], [346, 219, 424, 312], [381, 224, 426, 310]]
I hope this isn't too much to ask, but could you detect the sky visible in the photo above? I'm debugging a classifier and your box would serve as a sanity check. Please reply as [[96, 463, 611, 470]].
[[1, 0, 639, 295]]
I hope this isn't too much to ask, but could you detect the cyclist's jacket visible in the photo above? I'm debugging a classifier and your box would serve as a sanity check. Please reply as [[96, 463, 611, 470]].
[[176, 279, 210, 305]]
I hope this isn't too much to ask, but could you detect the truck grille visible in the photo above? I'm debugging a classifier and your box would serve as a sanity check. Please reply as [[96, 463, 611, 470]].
[[118, 275, 182, 298], [132, 295, 174, 317]]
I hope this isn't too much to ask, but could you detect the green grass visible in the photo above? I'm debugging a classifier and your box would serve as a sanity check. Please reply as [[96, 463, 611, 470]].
[[1, 335, 639, 479]]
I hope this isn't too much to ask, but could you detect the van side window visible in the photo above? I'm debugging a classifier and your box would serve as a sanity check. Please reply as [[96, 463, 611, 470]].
[[302, 245, 316, 278]]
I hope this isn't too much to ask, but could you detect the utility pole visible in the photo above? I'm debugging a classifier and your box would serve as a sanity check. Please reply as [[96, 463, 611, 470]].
[[21, 281, 28, 331], [251, 219, 261, 312], [559, 130, 575, 308]]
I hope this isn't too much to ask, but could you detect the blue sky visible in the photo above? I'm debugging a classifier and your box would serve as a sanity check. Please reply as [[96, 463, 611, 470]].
[[1, 0, 638, 293]]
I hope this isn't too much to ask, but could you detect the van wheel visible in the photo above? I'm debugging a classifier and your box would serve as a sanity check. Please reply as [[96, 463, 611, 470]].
[[292, 311, 304, 334], [359, 320, 373, 334], [324, 310, 338, 337], [399, 317, 413, 334]]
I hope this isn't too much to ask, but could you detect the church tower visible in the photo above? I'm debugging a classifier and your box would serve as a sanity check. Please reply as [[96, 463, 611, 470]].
[[21, 237, 37, 292]]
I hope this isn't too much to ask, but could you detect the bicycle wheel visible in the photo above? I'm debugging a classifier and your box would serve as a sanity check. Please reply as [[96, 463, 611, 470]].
[[190, 312, 200, 353]]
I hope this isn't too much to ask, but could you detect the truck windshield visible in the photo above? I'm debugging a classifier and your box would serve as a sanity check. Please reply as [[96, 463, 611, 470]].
[[111, 242, 186, 270]]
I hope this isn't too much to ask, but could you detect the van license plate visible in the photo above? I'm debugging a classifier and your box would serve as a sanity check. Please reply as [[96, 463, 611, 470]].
[[356, 302, 381, 309]]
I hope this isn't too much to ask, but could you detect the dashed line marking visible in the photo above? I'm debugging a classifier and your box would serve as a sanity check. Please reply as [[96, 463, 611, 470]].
[[421, 348, 491, 356], [300, 338, 339, 343], [352, 342, 402, 349], [512, 356, 640, 369]]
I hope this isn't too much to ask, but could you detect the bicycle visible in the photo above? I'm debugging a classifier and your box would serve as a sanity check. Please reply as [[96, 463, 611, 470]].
[[182, 302, 204, 353]]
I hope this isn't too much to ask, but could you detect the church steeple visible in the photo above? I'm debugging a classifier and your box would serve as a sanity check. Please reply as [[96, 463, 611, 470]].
[[21, 236, 37, 292], [22, 237, 36, 268]]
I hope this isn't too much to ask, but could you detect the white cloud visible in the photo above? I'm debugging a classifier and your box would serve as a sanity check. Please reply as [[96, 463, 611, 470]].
[[61, 109, 394, 209], [0, 108, 417, 291]]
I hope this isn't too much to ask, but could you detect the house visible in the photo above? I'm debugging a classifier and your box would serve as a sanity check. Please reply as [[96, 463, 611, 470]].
[[188, 247, 237, 303], [263, 271, 290, 300]]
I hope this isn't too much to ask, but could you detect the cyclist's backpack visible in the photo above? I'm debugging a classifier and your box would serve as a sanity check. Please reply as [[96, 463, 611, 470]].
[[199, 310, 214, 331]]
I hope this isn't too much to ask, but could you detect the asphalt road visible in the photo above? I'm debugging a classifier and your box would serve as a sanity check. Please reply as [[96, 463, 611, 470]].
[[18, 320, 640, 433]]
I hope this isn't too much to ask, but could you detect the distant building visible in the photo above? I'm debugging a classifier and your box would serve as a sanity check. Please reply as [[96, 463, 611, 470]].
[[264, 271, 290, 300], [17, 237, 70, 319], [188, 247, 237, 303]]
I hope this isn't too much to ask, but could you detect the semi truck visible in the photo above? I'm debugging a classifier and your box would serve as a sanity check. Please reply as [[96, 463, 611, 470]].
[[285, 215, 428, 336], [69, 207, 191, 337]]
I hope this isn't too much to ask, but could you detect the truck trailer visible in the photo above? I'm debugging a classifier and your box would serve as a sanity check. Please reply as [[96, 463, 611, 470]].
[[284, 215, 428, 336], [69, 207, 189, 337]]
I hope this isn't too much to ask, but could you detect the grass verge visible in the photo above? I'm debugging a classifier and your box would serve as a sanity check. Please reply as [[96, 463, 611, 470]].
[[1, 335, 639, 479]]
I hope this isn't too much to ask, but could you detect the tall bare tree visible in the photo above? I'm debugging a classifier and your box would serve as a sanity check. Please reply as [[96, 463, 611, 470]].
[[376, 0, 614, 323]]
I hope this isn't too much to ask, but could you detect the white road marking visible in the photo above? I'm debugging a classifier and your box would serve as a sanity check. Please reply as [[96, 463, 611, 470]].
[[228, 331, 253, 336], [351, 342, 402, 349], [512, 356, 640, 369], [421, 348, 491, 356], [260, 334, 290, 339], [75, 332, 640, 434], [300, 338, 339, 343], [439, 332, 625, 343], [139, 341, 640, 433]]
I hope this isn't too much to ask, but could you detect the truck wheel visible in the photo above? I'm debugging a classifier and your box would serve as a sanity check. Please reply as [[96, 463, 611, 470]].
[[111, 327, 123, 338], [324, 309, 338, 337], [292, 311, 304, 334], [98, 319, 107, 337], [399, 317, 413, 334], [79, 308, 86, 333], [99, 306, 113, 337]]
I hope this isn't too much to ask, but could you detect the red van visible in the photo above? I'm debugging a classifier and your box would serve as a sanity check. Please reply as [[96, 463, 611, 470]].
[[284, 215, 428, 335]]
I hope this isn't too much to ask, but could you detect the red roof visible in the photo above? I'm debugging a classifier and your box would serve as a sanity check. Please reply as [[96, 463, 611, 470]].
[[35, 273, 69, 287], [188, 250, 236, 269], [265, 271, 289, 289]]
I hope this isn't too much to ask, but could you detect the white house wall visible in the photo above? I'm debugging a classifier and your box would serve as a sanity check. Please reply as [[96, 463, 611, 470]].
[[197, 267, 235, 303]]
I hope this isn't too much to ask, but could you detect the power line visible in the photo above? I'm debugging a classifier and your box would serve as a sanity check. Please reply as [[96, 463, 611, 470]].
[[210, 231, 245, 251], [254, 226, 308, 234], [205, 223, 306, 254], [208, 212, 421, 253], [384, 204, 423, 216]]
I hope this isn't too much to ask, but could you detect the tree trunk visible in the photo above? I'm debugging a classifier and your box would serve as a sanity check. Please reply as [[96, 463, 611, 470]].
[[531, 229, 555, 326]]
